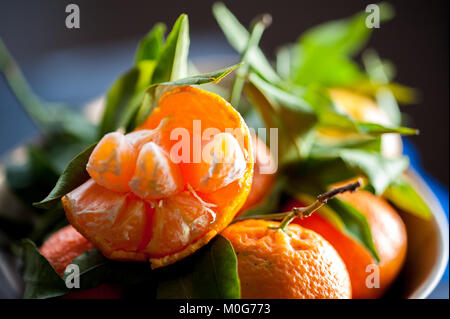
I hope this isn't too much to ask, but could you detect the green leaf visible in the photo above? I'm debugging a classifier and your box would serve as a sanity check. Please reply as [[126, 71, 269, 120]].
[[327, 198, 380, 262], [99, 15, 189, 136], [246, 73, 317, 163], [291, 2, 394, 87], [299, 3, 393, 57], [249, 73, 313, 113], [99, 61, 156, 136], [276, 45, 294, 79], [62, 249, 154, 293], [134, 23, 166, 64], [293, 52, 365, 87], [310, 138, 383, 159], [33, 143, 96, 209], [302, 85, 417, 136], [356, 122, 418, 135], [383, 173, 432, 220], [339, 150, 409, 195], [21, 239, 68, 299], [1, 39, 96, 142], [133, 63, 241, 128], [62, 249, 110, 290], [212, 2, 281, 83], [157, 235, 240, 299], [151, 14, 190, 83], [362, 49, 403, 126], [6, 146, 59, 208]]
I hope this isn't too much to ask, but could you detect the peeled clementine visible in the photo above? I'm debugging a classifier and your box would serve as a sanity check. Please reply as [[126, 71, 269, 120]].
[[63, 86, 253, 269], [288, 190, 407, 299], [222, 219, 352, 299]]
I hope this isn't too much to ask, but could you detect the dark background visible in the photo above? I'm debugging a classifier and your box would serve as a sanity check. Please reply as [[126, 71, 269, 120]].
[[0, 0, 448, 186]]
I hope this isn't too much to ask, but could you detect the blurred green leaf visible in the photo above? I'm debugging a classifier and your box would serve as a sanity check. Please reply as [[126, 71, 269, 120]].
[[212, 2, 281, 83], [302, 85, 418, 135], [21, 239, 68, 299], [291, 2, 394, 87], [356, 122, 418, 135], [246, 73, 317, 163], [0, 39, 96, 142], [339, 150, 409, 195], [99, 15, 189, 136], [157, 235, 240, 299], [311, 137, 383, 157], [384, 173, 432, 220], [299, 3, 394, 57], [99, 61, 156, 136], [134, 23, 166, 64], [34, 143, 96, 209], [6, 146, 59, 208], [276, 45, 294, 80], [362, 49, 403, 126], [151, 14, 190, 83], [229, 14, 271, 108]]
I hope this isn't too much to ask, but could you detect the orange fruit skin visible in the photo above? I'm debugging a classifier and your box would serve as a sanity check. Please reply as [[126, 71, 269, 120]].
[[40, 225, 95, 276], [288, 190, 407, 299], [222, 220, 352, 299], [239, 134, 276, 213], [63, 86, 254, 269], [40, 225, 122, 299]]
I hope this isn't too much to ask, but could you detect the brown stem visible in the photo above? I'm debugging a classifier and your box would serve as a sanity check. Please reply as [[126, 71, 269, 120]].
[[276, 180, 361, 231]]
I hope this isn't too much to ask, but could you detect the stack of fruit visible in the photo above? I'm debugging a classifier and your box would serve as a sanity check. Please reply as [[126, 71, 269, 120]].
[[0, 3, 436, 299]]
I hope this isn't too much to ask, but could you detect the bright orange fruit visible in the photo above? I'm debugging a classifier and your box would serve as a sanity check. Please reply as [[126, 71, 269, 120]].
[[40, 225, 94, 276], [289, 190, 407, 299], [40, 225, 123, 299], [63, 86, 253, 269], [222, 219, 352, 299]]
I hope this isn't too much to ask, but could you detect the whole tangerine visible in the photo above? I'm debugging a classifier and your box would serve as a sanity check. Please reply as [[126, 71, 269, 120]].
[[222, 219, 352, 299], [288, 190, 407, 299]]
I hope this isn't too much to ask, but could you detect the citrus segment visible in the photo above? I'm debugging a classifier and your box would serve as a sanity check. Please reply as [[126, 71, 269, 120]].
[[184, 132, 246, 193], [87, 132, 137, 192], [129, 142, 183, 199]]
